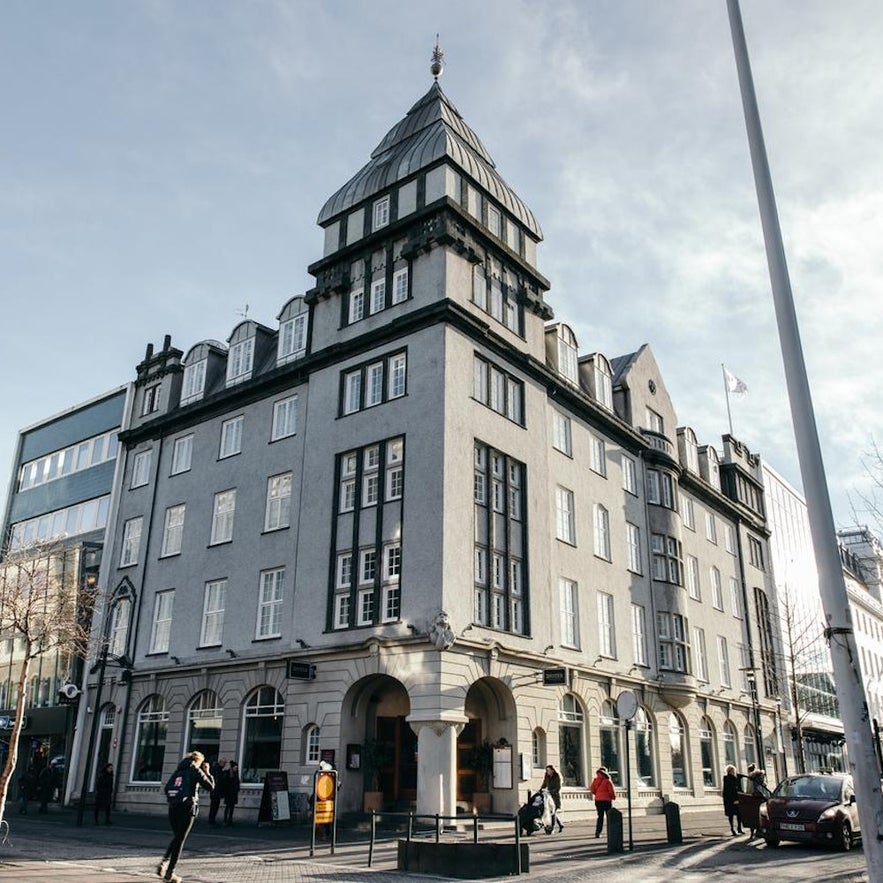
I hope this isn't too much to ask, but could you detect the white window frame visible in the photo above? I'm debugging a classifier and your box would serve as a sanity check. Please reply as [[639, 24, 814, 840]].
[[256, 568, 284, 639], [681, 494, 695, 530], [597, 591, 616, 658], [348, 288, 365, 324], [590, 436, 607, 476], [552, 412, 572, 456], [199, 579, 226, 647], [370, 277, 386, 314], [686, 555, 701, 601], [131, 450, 152, 489], [226, 338, 254, 386], [160, 504, 185, 557], [120, 517, 143, 567], [693, 626, 708, 681], [392, 267, 409, 304], [149, 590, 174, 654], [181, 358, 207, 404], [559, 578, 580, 649], [372, 195, 390, 230], [271, 395, 298, 440], [264, 473, 292, 532], [595, 361, 613, 410], [210, 489, 236, 545], [171, 435, 193, 475], [593, 503, 611, 560], [555, 486, 576, 544], [626, 522, 642, 574], [710, 567, 724, 610], [622, 454, 637, 495], [718, 635, 732, 687], [219, 415, 244, 459], [343, 370, 362, 414], [278, 314, 308, 363], [631, 603, 648, 667], [729, 577, 742, 618], [705, 512, 718, 544]]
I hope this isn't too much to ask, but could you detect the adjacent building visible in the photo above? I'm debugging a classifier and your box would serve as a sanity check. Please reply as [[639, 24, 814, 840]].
[[71, 76, 784, 820]]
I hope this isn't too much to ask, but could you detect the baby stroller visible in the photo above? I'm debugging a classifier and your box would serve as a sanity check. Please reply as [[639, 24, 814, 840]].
[[518, 788, 555, 835]]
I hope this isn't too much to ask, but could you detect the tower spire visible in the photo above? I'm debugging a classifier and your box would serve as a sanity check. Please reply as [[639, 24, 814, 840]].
[[430, 36, 444, 80]]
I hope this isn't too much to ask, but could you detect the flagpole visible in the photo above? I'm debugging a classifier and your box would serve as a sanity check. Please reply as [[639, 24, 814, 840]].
[[722, 364, 734, 436], [728, 2, 883, 876]]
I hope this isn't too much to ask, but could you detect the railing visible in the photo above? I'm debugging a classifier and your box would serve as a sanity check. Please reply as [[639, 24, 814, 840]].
[[367, 810, 523, 874]]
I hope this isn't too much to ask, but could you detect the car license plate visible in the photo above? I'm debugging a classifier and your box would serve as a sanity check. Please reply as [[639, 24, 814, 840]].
[[780, 823, 805, 831]]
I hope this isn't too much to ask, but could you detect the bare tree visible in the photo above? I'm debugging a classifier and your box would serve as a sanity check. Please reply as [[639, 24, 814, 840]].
[[0, 540, 99, 827]]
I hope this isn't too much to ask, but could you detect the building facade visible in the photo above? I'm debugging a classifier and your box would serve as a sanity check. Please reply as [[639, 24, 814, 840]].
[[0, 386, 127, 783], [72, 80, 785, 820]]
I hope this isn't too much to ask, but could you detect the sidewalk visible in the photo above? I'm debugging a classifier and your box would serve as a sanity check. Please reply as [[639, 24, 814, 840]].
[[0, 803, 731, 882]]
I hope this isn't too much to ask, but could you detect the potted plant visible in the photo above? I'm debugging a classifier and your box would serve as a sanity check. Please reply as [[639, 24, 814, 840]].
[[361, 737, 390, 813], [470, 739, 495, 813]]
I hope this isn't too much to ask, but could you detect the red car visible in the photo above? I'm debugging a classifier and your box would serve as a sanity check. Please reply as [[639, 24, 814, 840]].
[[759, 773, 860, 851]]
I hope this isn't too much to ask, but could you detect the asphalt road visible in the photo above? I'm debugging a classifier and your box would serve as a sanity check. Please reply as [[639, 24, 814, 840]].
[[0, 804, 870, 882]]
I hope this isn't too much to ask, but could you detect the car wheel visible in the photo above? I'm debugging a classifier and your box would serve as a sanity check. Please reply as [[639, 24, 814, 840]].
[[764, 836, 780, 848], [838, 820, 852, 852]]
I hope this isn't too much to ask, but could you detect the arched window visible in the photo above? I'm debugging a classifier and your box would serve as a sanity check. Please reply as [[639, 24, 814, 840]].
[[558, 694, 585, 786], [599, 700, 621, 786], [277, 296, 309, 365], [108, 596, 131, 659], [683, 428, 699, 474], [634, 706, 656, 788], [699, 716, 716, 787], [743, 724, 757, 768], [226, 322, 256, 387], [92, 702, 116, 788], [594, 356, 613, 411], [706, 447, 721, 491], [187, 691, 222, 764], [669, 713, 688, 788], [557, 326, 579, 386], [723, 721, 738, 768], [132, 695, 168, 783], [532, 728, 547, 770], [241, 686, 284, 784], [305, 725, 321, 764]]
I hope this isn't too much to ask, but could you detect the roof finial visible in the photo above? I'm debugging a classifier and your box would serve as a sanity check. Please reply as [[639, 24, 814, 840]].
[[430, 36, 444, 80]]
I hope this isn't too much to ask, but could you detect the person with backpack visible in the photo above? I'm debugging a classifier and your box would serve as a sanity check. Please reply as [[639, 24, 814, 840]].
[[157, 750, 215, 883]]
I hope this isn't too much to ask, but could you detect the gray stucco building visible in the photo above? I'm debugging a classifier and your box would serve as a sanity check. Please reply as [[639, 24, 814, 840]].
[[72, 76, 785, 820]]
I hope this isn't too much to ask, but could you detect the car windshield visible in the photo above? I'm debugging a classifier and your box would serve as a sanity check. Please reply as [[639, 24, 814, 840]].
[[776, 776, 842, 801]]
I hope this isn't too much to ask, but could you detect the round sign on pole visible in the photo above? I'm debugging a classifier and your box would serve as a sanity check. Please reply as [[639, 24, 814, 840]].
[[616, 690, 638, 721]]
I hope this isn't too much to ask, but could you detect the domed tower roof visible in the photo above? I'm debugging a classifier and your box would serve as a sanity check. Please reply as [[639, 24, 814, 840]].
[[317, 81, 542, 241]]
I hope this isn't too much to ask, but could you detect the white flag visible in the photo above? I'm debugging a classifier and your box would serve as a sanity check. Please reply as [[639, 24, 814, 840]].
[[724, 367, 748, 395]]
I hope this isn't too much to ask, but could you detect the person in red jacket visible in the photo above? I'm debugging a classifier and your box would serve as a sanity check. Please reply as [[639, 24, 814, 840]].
[[589, 767, 616, 838]]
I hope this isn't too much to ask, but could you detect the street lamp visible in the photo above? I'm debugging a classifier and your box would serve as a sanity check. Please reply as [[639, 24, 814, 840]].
[[742, 669, 764, 768]]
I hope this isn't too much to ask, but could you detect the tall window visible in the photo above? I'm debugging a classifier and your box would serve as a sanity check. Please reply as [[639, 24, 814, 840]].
[[372, 195, 390, 230], [557, 326, 579, 385], [705, 512, 718, 544], [626, 523, 642, 573], [219, 416, 244, 458], [593, 504, 611, 560], [348, 288, 365, 324], [710, 567, 724, 610], [725, 524, 737, 554], [693, 627, 708, 681], [622, 455, 637, 495], [150, 590, 174, 654], [226, 337, 254, 385], [474, 444, 527, 635], [597, 591, 615, 658], [683, 428, 699, 473], [120, 517, 143, 567], [271, 395, 298, 440], [264, 473, 292, 531], [718, 635, 732, 686], [744, 725, 757, 768], [729, 577, 742, 618], [669, 713, 688, 788], [651, 534, 682, 584], [306, 725, 321, 764], [131, 450, 152, 488], [658, 612, 688, 672], [108, 595, 131, 659], [748, 536, 765, 570], [187, 691, 222, 764], [341, 351, 407, 415], [392, 267, 409, 304], [181, 358, 207, 404], [257, 568, 284, 638], [699, 716, 716, 787], [473, 355, 524, 424], [559, 578, 579, 649], [599, 700, 621, 785], [160, 504, 185, 557], [646, 469, 675, 508], [132, 695, 168, 782], [631, 603, 648, 667], [142, 385, 160, 415], [200, 579, 226, 647], [552, 412, 572, 456], [686, 555, 701, 600], [590, 436, 606, 476], [370, 277, 386, 314], [634, 707, 656, 787], [681, 494, 695, 530], [241, 687, 284, 784], [558, 694, 584, 786], [381, 543, 402, 622], [723, 721, 738, 768], [555, 486, 575, 544], [754, 587, 780, 696], [171, 435, 193, 474], [210, 490, 236, 545], [594, 359, 613, 410], [333, 552, 353, 629]]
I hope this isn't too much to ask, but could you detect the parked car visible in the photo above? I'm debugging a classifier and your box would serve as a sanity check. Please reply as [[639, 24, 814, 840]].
[[759, 773, 860, 851]]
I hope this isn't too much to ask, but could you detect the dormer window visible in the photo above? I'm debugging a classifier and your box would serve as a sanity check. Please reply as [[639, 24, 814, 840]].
[[594, 357, 613, 410], [373, 195, 390, 231], [706, 447, 721, 491], [557, 325, 579, 386], [181, 358, 207, 405], [684, 428, 699, 474], [277, 297, 309, 365], [226, 337, 254, 386]]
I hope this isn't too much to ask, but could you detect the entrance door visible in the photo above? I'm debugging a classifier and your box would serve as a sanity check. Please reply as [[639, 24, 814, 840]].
[[456, 719, 483, 801], [375, 716, 418, 805]]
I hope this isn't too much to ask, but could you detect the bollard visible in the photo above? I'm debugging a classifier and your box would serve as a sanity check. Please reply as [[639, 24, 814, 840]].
[[664, 801, 683, 844], [606, 807, 624, 853]]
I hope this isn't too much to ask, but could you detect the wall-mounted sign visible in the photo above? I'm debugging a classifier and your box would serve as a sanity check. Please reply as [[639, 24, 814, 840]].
[[542, 667, 568, 686], [287, 660, 316, 680]]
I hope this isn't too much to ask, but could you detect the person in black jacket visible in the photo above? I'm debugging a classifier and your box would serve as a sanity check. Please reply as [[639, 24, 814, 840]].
[[222, 761, 240, 826], [94, 763, 114, 825], [207, 758, 227, 826], [722, 765, 742, 835], [157, 751, 214, 883]]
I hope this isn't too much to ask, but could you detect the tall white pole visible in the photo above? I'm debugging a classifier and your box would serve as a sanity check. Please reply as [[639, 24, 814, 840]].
[[727, 1, 883, 874]]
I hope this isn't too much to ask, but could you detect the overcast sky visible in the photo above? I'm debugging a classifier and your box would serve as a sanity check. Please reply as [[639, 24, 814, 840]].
[[2, 0, 881, 533]]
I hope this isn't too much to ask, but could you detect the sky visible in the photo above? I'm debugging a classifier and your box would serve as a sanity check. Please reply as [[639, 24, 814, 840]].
[[2, 0, 882, 532]]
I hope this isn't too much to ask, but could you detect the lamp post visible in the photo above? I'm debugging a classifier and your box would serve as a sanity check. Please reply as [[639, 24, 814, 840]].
[[743, 669, 764, 768]]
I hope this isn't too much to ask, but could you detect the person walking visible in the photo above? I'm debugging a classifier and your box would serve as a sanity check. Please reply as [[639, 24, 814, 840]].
[[157, 750, 215, 883], [222, 761, 240, 826], [207, 758, 227, 826], [722, 765, 742, 835], [94, 763, 114, 825], [589, 766, 616, 839], [540, 764, 564, 832]]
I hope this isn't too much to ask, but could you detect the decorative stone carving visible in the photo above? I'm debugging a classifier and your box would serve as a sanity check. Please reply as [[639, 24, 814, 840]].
[[429, 610, 456, 651]]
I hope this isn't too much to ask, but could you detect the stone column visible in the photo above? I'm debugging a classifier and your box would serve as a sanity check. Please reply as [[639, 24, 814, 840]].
[[409, 718, 466, 818]]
